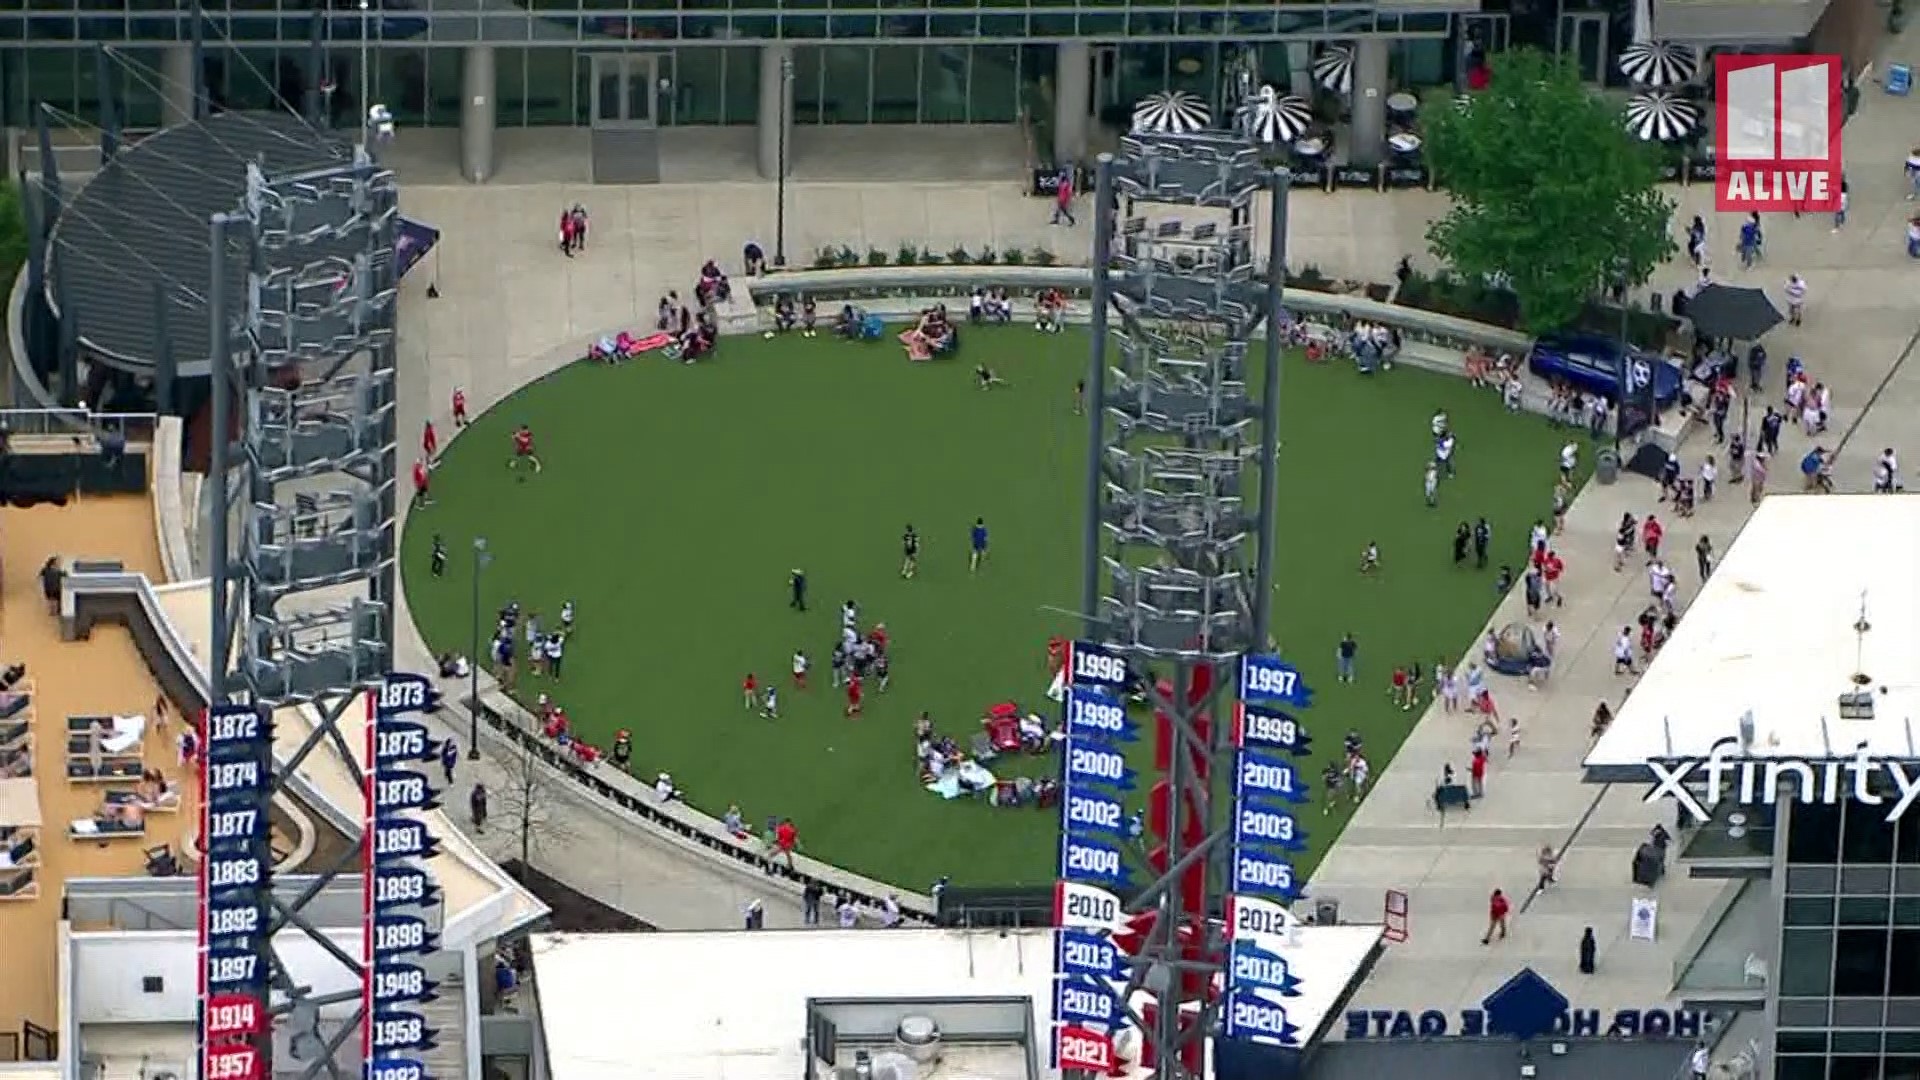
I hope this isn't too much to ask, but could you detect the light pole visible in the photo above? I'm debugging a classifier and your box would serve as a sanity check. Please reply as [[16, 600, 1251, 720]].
[[774, 53, 793, 268], [468, 536, 490, 760]]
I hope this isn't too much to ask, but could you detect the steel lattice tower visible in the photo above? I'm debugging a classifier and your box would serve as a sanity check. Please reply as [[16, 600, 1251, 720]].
[[204, 150, 402, 1080], [1084, 135, 1289, 1080]]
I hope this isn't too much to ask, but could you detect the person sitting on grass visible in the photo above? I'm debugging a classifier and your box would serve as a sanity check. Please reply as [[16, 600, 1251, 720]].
[[976, 364, 1008, 390], [899, 306, 954, 361], [696, 260, 731, 305], [800, 297, 818, 338], [835, 304, 863, 339], [985, 287, 1013, 324], [769, 295, 797, 336]]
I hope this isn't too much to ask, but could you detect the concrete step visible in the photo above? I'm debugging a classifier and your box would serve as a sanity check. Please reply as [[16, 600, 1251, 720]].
[[419, 975, 469, 1080], [589, 128, 660, 185]]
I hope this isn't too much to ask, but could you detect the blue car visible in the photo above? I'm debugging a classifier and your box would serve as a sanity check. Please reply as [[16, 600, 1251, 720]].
[[1527, 333, 1685, 408]]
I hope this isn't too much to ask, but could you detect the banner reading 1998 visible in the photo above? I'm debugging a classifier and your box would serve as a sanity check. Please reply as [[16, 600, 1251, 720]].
[[1049, 640, 1135, 1075], [200, 703, 275, 1080], [363, 673, 445, 1080], [1223, 653, 1314, 1048]]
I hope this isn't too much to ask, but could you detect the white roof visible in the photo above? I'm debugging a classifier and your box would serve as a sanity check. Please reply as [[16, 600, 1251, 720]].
[[532, 925, 1383, 1080], [1586, 495, 1920, 772]]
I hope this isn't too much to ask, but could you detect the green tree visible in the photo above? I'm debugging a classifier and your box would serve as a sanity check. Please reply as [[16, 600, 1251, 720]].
[[1421, 48, 1676, 333], [0, 180, 25, 285]]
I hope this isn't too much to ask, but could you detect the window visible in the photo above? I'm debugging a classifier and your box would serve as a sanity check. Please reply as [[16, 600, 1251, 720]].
[[1786, 896, 1836, 926], [1839, 896, 1890, 926], [1779, 928, 1835, 996], [1777, 1031, 1829, 1054], [1887, 1056, 1920, 1080], [1892, 930, 1920, 996], [1834, 928, 1888, 996], [1775, 1056, 1826, 1080], [1843, 798, 1897, 863], [1788, 799, 1842, 863], [1831, 1057, 1883, 1080], [1898, 812, 1920, 864]]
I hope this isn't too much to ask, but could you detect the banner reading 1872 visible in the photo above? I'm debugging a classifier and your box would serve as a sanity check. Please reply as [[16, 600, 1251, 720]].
[[363, 673, 445, 1080]]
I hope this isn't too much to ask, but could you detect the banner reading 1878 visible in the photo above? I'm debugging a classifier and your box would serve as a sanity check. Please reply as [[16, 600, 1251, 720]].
[[363, 674, 445, 1080], [200, 703, 275, 1080]]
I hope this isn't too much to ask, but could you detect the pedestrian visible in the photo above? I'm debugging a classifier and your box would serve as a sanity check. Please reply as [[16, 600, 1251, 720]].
[[570, 205, 588, 251], [559, 207, 575, 256], [1699, 455, 1717, 501], [1481, 888, 1510, 945], [411, 458, 431, 508], [773, 817, 799, 869], [1689, 1042, 1710, 1080], [430, 535, 446, 578], [845, 673, 864, 717], [1051, 169, 1076, 226], [1784, 273, 1806, 326], [1535, 844, 1558, 893], [1695, 535, 1714, 582], [1472, 518, 1490, 569], [1578, 927, 1597, 974], [1468, 747, 1488, 798], [789, 568, 807, 611], [1641, 514, 1663, 563], [802, 880, 824, 926], [469, 782, 488, 833], [452, 387, 468, 427], [1335, 633, 1358, 684], [1451, 521, 1470, 566], [1613, 627, 1635, 676], [1750, 450, 1770, 504], [440, 736, 458, 784], [745, 898, 765, 930]]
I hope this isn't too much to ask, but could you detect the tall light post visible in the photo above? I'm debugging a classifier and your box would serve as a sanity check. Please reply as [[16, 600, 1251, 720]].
[[468, 536, 490, 759], [774, 53, 793, 268]]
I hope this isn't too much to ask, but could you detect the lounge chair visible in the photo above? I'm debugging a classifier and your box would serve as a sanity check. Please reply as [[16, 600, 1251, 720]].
[[71, 814, 145, 840], [0, 866, 35, 899]]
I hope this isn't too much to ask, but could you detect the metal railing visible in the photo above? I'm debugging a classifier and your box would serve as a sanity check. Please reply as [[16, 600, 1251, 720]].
[[0, 407, 157, 443]]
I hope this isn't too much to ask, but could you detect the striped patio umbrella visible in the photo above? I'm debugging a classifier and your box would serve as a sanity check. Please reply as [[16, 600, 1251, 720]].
[[1312, 46, 1354, 95], [1241, 85, 1313, 144], [1618, 41, 1700, 87], [1624, 90, 1700, 142], [1131, 91, 1212, 135]]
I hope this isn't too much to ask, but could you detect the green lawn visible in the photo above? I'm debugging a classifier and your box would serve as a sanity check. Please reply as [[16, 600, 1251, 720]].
[[401, 328, 1583, 891]]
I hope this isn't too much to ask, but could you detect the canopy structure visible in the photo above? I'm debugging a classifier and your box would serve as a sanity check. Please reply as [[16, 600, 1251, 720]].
[[1624, 90, 1701, 142], [1687, 284, 1784, 340], [1618, 41, 1701, 87], [1242, 86, 1313, 144], [1131, 90, 1212, 134], [1313, 45, 1354, 94]]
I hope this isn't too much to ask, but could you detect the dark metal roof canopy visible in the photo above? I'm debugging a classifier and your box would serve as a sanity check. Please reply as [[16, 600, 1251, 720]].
[[45, 111, 369, 378]]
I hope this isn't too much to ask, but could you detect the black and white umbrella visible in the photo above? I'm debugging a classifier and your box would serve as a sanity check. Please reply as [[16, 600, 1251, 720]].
[[1241, 86, 1313, 144], [1312, 46, 1354, 95], [1131, 91, 1212, 134], [1618, 41, 1700, 87], [1624, 90, 1700, 142]]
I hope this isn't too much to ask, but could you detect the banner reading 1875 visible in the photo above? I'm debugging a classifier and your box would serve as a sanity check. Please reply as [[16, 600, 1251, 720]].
[[363, 674, 445, 1080]]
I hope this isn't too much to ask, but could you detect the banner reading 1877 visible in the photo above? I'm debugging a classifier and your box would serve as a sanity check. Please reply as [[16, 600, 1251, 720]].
[[362, 674, 445, 1080]]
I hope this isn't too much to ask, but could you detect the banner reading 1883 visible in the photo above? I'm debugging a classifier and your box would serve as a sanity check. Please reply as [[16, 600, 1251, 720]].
[[363, 674, 445, 1080]]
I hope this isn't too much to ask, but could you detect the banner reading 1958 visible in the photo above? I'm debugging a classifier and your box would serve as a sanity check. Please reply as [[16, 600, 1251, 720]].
[[363, 674, 445, 1080]]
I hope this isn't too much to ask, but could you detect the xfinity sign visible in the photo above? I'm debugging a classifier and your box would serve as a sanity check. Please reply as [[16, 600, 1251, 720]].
[[1716, 54, 1843, 213], [1646, 737, 1920, 822]]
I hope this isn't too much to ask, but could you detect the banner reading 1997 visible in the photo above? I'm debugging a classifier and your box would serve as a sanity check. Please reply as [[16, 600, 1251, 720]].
[[1223, 653, 1314, 1048], [363, 673, 445, 1080], [200, 703, 275, 1080], [1050, 641, 1135, 1074]]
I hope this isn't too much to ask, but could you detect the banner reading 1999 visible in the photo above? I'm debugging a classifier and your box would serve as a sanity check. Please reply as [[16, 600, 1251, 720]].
[[1049, 640, 1135, 1075], [1222, 653, 1314, 1048], [363, 673, 446, 1080]]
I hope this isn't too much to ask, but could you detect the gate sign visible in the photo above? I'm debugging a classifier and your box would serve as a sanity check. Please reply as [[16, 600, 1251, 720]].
[[199, 703, 275, 1080], [363, 675, 445, 1080], [1226, 655, 1314, 1047], [1052, 640, 1137, 1065]]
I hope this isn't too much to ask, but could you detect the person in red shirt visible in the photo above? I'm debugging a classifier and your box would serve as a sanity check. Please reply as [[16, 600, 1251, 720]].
[[1389, 666, 1410, 711], [1469, 747, 1489, 798], [845, 673, 863, 717], [742, 673, 757, 709], [1051, 172, 1075, 226], [869, 623, 889, 655], [772, 818, 798, 869], [411, 459, 431, 507], [1642, 514, 1663, 561], [510, 424, 542, 474], [1542, 551, 1565, 607], [423, 419, 438, 461], [1482, 888, 1510, 944], [451, 387, 468, 427]]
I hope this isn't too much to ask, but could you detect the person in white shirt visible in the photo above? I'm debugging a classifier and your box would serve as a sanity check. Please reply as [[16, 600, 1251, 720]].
[[1430, 410, 1449, 439], [1876, 448, 1902, 493], [1648, 560, 1673, 600], [837, 898, 860, 928], [881, 892, 903, 928], [1348, 754, 1370, 799], [1689, 1043, 1710, 1080], [1435, 433, 1457, 477], [1559, 441, 1578, 479], [792, 650, 810, 688], [1613, 628, 1635, 675], [1699, 455, 1718, 501], [1784, 273, 1807, 326], [1501, 377, 1522, 412], [841, 600, 858, 630], [1423, 462, 1439, 507]]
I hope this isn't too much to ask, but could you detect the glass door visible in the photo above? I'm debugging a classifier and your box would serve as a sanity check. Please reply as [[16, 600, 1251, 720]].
[[1457, 14, 1509, 90], [589, 54, 658, 128], [1555, 12, 1608, 85]]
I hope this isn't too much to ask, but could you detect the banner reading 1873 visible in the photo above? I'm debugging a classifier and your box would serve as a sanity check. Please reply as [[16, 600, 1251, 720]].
[[363, 674, 445, 1080]]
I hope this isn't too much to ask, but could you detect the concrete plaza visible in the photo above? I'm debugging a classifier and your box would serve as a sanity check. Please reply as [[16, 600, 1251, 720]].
[[382, 46, 1920, 1016]]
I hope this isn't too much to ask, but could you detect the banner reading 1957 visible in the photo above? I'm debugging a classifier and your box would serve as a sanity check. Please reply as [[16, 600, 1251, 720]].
[[363, 674, 445, 1080]]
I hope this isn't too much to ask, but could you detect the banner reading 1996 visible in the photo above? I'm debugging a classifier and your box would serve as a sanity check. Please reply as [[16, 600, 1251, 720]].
[[363, 673, 445, 1080], [1223, 653, 1314, 1048], [200, 703, 275, 1080], [1050, 640, 1135, 1074]]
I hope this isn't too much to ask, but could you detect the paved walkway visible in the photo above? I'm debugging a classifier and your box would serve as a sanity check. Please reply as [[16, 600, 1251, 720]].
[[385, 53, 1920, 964], [1313, 67, 1920, 1027]]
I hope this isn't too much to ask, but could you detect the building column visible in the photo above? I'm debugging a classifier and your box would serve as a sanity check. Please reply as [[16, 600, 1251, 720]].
[[1286, 43, 1313, 99], [1349, 39, 1390, 168], [161, 44, 196, 128], [757, 44, 793, 180], [460, 45, 496, 184], [1053, 41, 1091, 166]]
